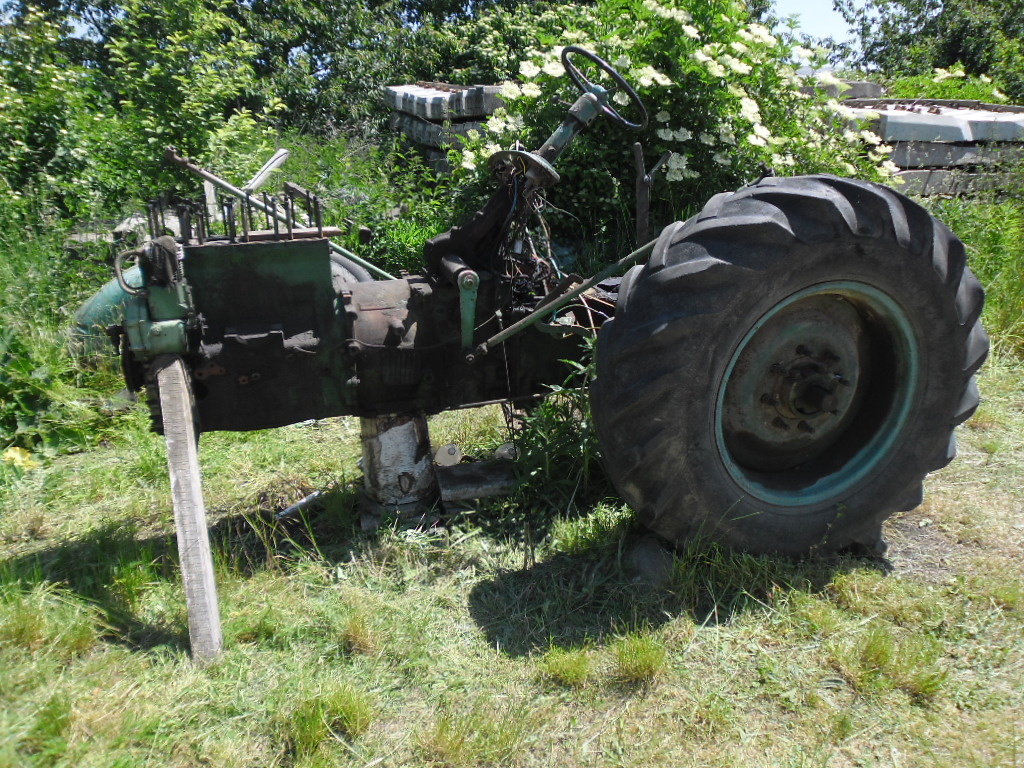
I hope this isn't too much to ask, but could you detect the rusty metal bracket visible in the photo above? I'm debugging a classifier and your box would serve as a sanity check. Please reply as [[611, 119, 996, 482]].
[[633, 143, 672, 246], [165, 147, 394, 280]]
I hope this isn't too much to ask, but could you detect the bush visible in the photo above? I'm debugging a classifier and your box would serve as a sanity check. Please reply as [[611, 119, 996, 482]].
[[454, 0, 899, 241]]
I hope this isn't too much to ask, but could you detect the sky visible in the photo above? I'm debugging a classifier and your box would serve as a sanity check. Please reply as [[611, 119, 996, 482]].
[[771, 0, 854, 42]]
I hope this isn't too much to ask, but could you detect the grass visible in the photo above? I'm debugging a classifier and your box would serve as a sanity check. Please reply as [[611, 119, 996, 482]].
[[416, 699, 538, 767], [1, 354, 1021, 765], [278, 680, 374, 757], [925, 193, 1024, 355], [610, 633, 666, 685], [538, 646, 592, 688]]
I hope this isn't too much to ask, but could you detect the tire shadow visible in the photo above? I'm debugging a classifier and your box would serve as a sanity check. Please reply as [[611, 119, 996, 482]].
[[467, 533, 886, 657]]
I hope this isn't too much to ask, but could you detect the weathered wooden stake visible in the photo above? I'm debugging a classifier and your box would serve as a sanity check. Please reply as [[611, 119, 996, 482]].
[[156, 355, 223, 662]]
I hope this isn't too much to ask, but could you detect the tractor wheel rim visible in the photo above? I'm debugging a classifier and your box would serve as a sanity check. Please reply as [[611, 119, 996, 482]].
[[714, 281, 919, 509]]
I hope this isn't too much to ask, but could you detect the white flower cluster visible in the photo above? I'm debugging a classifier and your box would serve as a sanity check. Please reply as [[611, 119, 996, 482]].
[[932, 66, 966, 82], [484, 108, 524, 140], [631, 65, 673, 87], [642, 0, 692, 24], [664, 152, 697, 181], [656, 127, 692, 141], [519, 60, 541, 79], [720, 54, 751, 75], [739, 23, 777, 46], [739, 96, 761, 123]]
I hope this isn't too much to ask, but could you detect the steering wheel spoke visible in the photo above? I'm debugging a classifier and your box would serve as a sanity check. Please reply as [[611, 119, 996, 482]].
[[561, 46, 648, 131]]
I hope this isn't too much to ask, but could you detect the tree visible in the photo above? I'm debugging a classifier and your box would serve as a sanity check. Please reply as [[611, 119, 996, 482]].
[[835, 0, 1024, 101]]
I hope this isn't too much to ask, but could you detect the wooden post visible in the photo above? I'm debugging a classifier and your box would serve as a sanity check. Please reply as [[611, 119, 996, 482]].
[[155, 355, 223, 662]]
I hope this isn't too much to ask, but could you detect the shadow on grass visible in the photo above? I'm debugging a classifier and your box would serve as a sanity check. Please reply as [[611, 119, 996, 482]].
[[1, 520, 188, 651], [0, 483, 364, 652], [467, 534, 885, 657]]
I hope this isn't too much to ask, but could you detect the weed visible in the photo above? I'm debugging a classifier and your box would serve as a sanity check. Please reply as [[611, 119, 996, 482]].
[[783, 590, 847, 638], [279, 681, 374, 757], [610, 632, 666, 685], [339, 607, 377, 655], [230, 604, 281, 645], [538, 646, 592, 688], [0, 583, 99, 657], [827, 621, 948, 702], [547, 503, 632, 556], [417, 699, 536, 767], [511, 351, 610, 519], [691, 690, 735, 735], [926, 196, 1024, 354], [829, 570, 950, 630], [964, 557, 1024, 611], [669, 538, 827, 623]]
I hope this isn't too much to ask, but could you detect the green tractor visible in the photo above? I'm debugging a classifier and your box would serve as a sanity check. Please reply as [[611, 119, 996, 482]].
[[80, 48, 987, 659]]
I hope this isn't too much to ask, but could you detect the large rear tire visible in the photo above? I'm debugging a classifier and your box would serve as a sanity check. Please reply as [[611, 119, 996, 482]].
[[591, 175, 988, 556]]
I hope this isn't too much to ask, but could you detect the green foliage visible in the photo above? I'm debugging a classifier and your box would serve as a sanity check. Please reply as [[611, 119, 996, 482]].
[[883, 66, 1010, 102], [924, 196, 1024, 355], [512, 352, 609, 515], [79, 0, 259, 205], [0, 209, 121, 455], [0, 8, 89, 198], [236, 0, 444, 131], [0, 327, 91, 454], [428, 1, 579, 85], [456, 0, 898, 240], [835, 0, 1024, 102], [273, 134, 474, 273]]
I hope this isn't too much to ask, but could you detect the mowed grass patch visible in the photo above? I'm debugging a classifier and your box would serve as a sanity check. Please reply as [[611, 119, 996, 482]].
[[0, 355, 1020, 767]]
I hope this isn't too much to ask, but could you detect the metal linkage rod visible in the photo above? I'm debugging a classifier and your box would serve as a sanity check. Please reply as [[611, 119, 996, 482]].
[[475, 238, 657, 357], [164, 147, 394, 280]]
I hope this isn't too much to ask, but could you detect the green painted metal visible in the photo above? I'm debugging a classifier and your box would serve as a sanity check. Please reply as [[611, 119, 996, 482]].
[[123, 296, 186, 358], [147, 283, 191, 322], [714, 282, 920, 509], [182, 238, 336, 333], [72, 266, 141, 354], [458, 270, 479, 351], [142, 320, 188, 355], [536, 92, 604, 163]]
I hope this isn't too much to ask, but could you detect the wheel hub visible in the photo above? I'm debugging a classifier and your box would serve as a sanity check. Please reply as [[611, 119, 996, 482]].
[[715, 282, 918, 507], [720, 294, 867, 473]]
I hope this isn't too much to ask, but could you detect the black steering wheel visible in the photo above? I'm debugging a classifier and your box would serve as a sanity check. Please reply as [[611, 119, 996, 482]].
[[561, 46, 649, 131]]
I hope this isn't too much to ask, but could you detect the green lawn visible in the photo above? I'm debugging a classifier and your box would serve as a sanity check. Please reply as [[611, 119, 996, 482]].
[[1, 352, 1021, 767]]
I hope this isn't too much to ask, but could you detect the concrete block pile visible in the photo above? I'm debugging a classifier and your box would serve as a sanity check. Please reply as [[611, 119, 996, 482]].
[[383, 82, 503, 167], [847, 99, 1024, 195]]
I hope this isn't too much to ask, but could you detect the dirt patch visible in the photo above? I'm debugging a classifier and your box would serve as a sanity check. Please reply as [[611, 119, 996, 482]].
[[882, 510, 975, 583]]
